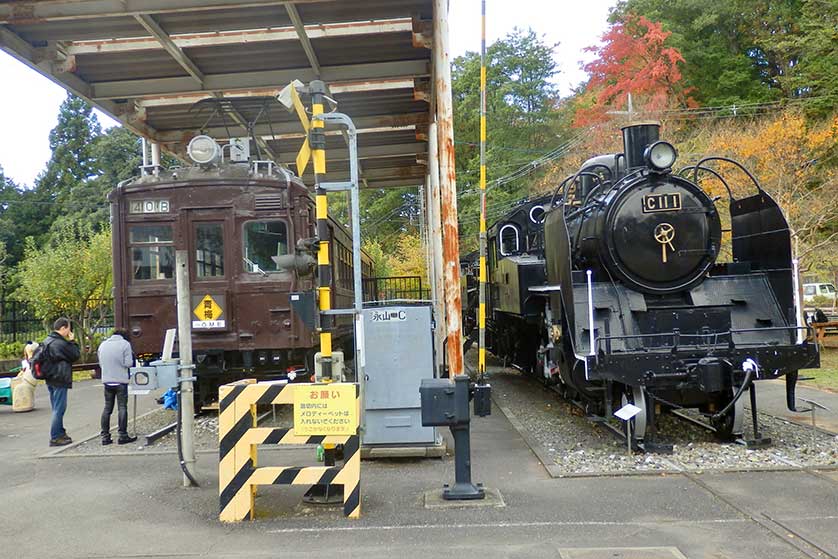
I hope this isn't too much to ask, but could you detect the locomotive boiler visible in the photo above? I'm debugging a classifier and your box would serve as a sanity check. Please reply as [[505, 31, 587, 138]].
[[483, 123, 819, 449]]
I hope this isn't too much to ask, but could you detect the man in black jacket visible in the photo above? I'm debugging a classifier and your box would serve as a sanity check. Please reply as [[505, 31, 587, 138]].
[[43, 317, 81, 446]]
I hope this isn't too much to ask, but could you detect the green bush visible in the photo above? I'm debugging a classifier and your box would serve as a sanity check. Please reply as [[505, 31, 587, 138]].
[[0, 341, 25, 361], [809, 295, 837, 310]]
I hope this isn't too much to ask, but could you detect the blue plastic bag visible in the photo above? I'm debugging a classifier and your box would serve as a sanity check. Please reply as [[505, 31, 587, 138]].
[[162, 388, 178, 411]]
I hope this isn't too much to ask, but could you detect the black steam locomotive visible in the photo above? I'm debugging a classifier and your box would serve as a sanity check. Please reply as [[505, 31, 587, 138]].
[[482, 123, 819, 448]]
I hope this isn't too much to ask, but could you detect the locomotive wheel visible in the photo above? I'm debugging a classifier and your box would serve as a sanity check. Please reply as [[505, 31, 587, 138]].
[[710, 387, 745, 441], [621, 386, 648, 442]]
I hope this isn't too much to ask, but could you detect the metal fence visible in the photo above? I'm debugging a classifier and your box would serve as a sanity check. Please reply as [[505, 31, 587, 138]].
[[1, 279, 428, 345], [363, 276, 430, 302], [0, 299, 114, 345]]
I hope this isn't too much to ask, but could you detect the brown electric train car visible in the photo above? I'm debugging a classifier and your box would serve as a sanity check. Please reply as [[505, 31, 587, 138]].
[[108, 146, 372, 403]]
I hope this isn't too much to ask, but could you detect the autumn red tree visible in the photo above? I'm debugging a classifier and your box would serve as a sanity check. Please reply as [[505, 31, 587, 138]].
[[573, 15, 697, 127]]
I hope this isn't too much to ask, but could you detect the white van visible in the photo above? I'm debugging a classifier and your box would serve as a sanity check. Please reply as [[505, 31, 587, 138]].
[[803, 282, 837, 303]]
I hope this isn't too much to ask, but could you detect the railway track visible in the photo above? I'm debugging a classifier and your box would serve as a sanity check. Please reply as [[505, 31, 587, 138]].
[[490, 358, 832, 456]]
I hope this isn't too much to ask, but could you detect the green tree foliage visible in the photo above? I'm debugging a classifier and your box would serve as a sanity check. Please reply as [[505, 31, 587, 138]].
[[360, 188, 422, 242], [767, 0, 838, 116], [452, 28, 563, 248], [0, 97, 148, 275], [611, 0, 801, 106], [362, 238, 393, 277], [38, 94, 102, 204], [52, 126, 144, 232], [0, 166, 51, 270], [15, 223, 112, 358]]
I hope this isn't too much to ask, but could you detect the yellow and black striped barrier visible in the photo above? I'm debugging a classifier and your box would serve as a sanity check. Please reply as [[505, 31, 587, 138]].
[[218, 379, 361, 521]]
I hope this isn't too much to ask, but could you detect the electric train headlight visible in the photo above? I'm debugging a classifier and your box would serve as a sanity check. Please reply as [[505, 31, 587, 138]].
[[644, 141, 677, 171], [187, 135, 220, 165]]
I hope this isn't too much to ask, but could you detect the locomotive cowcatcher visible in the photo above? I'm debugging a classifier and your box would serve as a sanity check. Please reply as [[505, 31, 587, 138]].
[[481, 123, 820, 449]]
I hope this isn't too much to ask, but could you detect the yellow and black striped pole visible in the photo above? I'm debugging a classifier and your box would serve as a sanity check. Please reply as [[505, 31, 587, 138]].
[[308, 80, 341, 499], [311, 80, 333, 382], [478, 0, 488, 379]]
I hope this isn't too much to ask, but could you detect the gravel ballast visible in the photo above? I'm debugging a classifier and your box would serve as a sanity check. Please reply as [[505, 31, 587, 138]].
[[485, 363, 838, 476]]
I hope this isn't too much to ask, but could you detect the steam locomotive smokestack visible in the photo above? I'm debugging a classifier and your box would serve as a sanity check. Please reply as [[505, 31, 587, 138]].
[[622, 123, 660, 169]]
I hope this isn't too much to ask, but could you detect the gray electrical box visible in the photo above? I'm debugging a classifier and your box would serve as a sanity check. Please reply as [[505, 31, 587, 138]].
[[362, 303, 438, 445], [129, 359, 179, 394]]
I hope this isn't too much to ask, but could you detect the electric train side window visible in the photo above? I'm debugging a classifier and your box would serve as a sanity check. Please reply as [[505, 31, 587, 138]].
[[499, 224, 520, 256], [195, 223, 225, 278], [129, 224, 174, 281], [243, 220, 289, 274]]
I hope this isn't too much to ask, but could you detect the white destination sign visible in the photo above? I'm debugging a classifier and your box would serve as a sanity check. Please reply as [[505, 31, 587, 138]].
[[192, 320, 226, 329], [129, 199, 170, 214]]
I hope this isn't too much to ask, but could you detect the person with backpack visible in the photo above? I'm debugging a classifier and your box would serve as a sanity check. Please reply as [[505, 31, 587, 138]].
[[41, 317, 81, 446], [97, 329, 137, 445]]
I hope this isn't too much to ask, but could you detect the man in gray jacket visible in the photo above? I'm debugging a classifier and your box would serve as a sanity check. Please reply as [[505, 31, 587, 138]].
[[97, 329, 137, 445]]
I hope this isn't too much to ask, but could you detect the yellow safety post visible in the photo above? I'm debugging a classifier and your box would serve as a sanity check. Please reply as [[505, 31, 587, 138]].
[[281, 79, 339, 499], [478, 0, 488, 379]]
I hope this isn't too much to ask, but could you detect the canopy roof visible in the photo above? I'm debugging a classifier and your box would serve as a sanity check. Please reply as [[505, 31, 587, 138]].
[[0, 0, 435, 189]]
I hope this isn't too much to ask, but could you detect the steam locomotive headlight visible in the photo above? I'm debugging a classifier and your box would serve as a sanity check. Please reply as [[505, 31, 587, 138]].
[[187, 135, 220, 165], [644, 141, 677, 171]]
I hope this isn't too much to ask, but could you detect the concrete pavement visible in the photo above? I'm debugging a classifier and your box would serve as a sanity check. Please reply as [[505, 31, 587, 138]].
[[0, 378, 835, 559], [756, 379, 838, 434]]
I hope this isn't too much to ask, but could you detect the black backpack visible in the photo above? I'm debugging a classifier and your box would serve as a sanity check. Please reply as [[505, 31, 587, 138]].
[[31, 340, 54, 381]]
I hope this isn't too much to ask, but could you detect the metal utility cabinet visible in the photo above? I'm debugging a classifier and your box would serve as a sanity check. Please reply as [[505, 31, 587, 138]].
[[362, 303, 438, 445]]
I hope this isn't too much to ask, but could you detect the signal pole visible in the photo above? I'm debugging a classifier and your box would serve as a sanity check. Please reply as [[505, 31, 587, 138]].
[[478, 0, 488, 380], [310, 80, 333, 383], [175, 250, 196, 486]]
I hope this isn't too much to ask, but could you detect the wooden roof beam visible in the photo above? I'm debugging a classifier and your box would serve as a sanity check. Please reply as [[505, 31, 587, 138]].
[[133, 14, 204, 83], [134, 79, 417, 108], [285, 3, 321, 77], [0, 1, 329, 24], [91, 60, 431, 99], [65, 19, 414, 55], [156, 112, 429, 143]]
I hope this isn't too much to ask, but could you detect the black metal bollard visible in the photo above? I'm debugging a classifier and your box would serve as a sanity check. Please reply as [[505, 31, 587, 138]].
[[420, 375, 491, 500]]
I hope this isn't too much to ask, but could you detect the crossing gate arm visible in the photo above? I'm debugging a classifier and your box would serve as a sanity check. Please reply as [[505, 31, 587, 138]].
[[219, 380, 361, 521]]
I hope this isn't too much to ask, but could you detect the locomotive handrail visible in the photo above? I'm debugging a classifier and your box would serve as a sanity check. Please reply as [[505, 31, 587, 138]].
[[549, 173, 575, 207], [677, 165, 734, 200], [593, 325, 811, 354], [690, 156, 764, 201], [549, 170, 607, 208]]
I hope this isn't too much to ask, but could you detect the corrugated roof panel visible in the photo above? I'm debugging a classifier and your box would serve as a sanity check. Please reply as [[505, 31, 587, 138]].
[[184, 41, 311, 75], [154, 7, 293, 35], [298, 1, 432, 25], [8, 18, 147, 42], [76, 51, 190, 83], [313, 33, 428, 67], [0, 0, 435, 184]]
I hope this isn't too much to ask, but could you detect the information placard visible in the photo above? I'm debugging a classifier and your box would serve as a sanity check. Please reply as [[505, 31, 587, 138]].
[[293, 384, 358, 436]]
